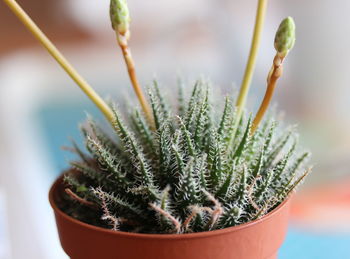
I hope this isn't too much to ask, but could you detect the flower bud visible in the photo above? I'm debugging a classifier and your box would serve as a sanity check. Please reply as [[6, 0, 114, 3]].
[[110, 0, 130, 35], [274, 17, 296, 57]]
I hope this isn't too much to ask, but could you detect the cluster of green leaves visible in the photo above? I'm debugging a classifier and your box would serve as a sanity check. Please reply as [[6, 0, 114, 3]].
[[63, 80, 310, 234]]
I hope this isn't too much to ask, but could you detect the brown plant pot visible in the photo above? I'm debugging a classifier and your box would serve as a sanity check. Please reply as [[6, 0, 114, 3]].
[[49, 175, 291, 259]]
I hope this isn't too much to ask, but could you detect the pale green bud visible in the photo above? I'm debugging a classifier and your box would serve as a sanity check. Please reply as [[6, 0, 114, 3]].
[[274, 17, 296, 56], [110, 0, 130, 35]]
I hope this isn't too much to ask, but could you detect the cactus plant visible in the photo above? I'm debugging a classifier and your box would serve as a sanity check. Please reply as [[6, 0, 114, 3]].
[[3, 0, 311, 234]]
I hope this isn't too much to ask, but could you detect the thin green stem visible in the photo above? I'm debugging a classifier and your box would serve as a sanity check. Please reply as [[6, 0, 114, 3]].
[[236, 0, 268, 112], [227, 0, 268, 150], [3, 0, 115, 124]]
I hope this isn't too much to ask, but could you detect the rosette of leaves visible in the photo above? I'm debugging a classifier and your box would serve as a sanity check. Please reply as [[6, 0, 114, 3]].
[[63, 81, 310, 234]]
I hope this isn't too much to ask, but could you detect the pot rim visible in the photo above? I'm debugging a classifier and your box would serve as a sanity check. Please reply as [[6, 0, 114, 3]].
[[49, 174, 291, 240]]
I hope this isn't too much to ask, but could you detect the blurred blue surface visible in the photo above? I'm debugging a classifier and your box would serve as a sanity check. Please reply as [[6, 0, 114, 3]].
[[36, 102, 350, 259], [280, 228, 350, 259], [35, 100, 102, 175]]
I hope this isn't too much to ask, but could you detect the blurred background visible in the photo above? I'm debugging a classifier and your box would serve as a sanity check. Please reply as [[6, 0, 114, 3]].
[[0, 0, 349, 258]]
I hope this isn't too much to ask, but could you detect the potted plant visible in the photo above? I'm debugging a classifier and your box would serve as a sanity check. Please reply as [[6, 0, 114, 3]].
[[4, 0, 311, 258]]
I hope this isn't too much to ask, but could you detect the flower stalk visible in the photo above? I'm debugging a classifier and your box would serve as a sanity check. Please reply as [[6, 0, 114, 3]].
[[251, 17, 296, 134], [3, 0, 115, 124], [235, 0, 268, 112], [110, 0, 154, 128], [228, 0, 268, 148]]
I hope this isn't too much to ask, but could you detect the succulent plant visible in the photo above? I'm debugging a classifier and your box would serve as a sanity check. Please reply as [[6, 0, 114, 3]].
[[4, 0, 311, 234], [62, 81, 310, 233]]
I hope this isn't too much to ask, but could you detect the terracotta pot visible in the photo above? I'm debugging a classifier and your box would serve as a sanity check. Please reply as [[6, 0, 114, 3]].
[[49, 175, 291, 259]]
